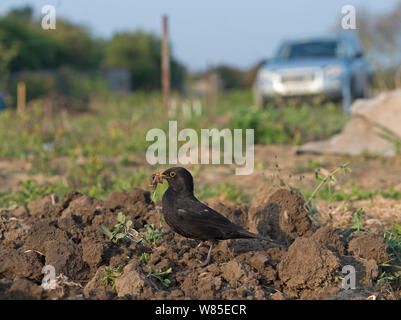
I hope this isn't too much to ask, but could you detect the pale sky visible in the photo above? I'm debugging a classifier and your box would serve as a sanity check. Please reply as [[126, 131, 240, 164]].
[[0, 0, 399, 71]]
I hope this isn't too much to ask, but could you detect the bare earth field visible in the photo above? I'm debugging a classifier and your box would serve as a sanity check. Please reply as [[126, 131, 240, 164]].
[[0, 144, 400, 300]]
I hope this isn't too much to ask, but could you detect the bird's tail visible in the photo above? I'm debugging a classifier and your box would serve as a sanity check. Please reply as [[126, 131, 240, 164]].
[[237, 229, 286, 248]]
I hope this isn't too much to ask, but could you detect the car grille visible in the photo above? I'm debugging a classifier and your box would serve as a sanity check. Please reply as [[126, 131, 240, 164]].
[[280, 73, 315, 83]]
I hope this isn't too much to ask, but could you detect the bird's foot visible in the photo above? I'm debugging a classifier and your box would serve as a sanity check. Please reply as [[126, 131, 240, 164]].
[[196, 242, 213, 267], [197, 256, 211, 268]]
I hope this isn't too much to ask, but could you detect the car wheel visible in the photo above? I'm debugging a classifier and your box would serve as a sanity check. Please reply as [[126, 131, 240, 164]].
[[361, 79, 372, 98], [350, 77, 359, 100]]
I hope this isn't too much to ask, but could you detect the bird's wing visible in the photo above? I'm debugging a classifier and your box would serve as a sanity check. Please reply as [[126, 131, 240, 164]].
[[170, 195, 250, 240]]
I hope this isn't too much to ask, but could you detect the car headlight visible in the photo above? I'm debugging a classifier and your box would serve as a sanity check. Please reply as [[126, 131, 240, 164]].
[[324, 65, 345, 78], [257, 70, 275, 83]]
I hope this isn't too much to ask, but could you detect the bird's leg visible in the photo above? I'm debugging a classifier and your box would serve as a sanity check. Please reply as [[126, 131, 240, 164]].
[[197, 242, 213, 267]]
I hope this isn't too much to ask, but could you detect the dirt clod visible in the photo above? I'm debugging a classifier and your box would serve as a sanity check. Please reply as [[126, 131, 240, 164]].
[[341, 256, 379, 287], [274, 189, 315, 239], [310, 226, 346, 256], [27, 194, 56, 217], [249, 188, 315, 243], [82, 237, 105, 272], [348, 233, 390, 264], [248, 187, 289, 242], [83, 266, 114, 300], [5, 278, 43, 300], [115, 260, 154, 298], [0, 245, 44, 281], [44, 240, 86, 281], [278, 237, 340, 295]]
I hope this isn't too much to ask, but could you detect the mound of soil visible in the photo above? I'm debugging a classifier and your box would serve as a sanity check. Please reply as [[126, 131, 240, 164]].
[[249, 187, 315, 244], [348, 233, 390, 264], [0, 186, 398, 300], [310, 226, 346, 256], [277, 237, 340, 295]]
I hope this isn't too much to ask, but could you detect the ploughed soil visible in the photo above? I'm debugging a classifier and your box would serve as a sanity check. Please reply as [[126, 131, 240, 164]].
[[0, 186, 399, 300]]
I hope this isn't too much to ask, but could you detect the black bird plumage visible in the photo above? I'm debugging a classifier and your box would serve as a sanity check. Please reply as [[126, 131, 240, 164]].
[[151, 167, 282, 266]]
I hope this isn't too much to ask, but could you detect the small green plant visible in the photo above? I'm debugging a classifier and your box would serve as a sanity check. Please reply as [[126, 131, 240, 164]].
[[350, 209, 367, 233], [377, 262, 401, 284], [376, 223, 401, 287], [138, 252, 152, 265], [304, 162, 352, 213], [150, 268, 172, 287], [384, 223, 401, 263], [100, 212, 141, 244], [378, 269, 401, 283], [100, 213, 166, 247], [140, 223, 166, 247], [100, 213, 172, 288], [101, 266, 123, 290], [138, 252, 172, 287]]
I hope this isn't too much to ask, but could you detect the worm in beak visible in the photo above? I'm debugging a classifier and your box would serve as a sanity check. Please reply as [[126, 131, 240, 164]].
[[150, 172, 168, 187]]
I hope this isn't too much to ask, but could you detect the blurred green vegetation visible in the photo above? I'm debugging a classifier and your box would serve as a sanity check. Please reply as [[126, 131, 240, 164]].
[[0, 7, 100, 73], [0, 5, 187, 106], [302, 185, 401, 202], [0, 89, 348, 208], [103, 31, 186, 91], [0, 89, 346, 159], [230, 101, 346, 145]]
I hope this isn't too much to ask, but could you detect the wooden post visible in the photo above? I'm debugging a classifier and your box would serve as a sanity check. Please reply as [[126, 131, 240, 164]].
[[207, 67, 216, 113], [17, 81, 26, 113], [161, 15, 170, 115]]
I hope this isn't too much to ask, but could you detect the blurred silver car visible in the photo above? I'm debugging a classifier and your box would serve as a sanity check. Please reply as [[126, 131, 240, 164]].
[[254, 33, 374, 114]]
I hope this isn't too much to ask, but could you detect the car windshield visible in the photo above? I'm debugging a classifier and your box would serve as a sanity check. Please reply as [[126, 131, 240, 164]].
[[277, 40, 340, 60]]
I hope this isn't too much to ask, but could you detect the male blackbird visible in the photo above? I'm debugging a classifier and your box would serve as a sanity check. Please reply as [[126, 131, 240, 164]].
[[151, 167, 282, 267]]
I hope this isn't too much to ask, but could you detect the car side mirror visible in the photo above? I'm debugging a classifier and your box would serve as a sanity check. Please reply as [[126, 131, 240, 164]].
[[260, 58, 270, 67]]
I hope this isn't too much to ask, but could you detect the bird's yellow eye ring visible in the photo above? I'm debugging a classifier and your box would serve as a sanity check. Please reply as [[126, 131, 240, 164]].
[[170, 171, 176, 177]]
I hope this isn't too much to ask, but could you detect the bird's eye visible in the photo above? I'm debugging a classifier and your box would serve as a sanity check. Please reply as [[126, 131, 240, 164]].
[[170, 171, 176, 177]]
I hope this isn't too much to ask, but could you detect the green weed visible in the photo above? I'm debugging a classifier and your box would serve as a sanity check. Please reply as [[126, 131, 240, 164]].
[[350, 209, 367, 233], [384, 223, 401, 263], [100, 212, 142, 244], [138, 252, 172, 288], [101, 266, 123, 290], [139, 223, 166, 247], [150, 268, 172, 288], [304, 162, 352, 213], [100, 212, 166, 247]]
